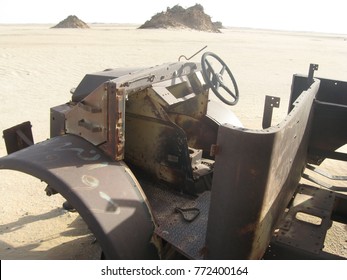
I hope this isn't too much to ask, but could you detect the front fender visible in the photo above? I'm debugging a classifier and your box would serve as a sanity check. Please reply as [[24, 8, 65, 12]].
[[0, 134, 157, 259]]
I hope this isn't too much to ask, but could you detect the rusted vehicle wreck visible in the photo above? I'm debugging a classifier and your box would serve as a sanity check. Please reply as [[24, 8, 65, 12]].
[[1, 52, 346, 259]]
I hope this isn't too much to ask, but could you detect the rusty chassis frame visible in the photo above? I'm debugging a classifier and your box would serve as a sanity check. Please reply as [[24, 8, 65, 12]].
[[1, 55, 346, 259]]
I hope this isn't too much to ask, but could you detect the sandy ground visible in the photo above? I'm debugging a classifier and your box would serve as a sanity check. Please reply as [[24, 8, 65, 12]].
[[0, 24, 347, 259]]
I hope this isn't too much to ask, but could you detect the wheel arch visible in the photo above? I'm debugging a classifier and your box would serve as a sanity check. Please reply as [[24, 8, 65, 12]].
[[0, 134, 157, 259]]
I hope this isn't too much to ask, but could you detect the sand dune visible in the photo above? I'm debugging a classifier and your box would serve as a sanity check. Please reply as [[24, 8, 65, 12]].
[[0, 24, 346, 259]]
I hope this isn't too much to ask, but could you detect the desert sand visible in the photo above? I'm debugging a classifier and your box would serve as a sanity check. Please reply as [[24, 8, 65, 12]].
[[0, 24, 347, 259]]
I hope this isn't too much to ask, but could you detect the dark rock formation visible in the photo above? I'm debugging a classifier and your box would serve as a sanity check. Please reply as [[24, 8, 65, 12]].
[[139, 4, 221, 33], [213, 21, 224, 29], [51, 15, 90, 29]]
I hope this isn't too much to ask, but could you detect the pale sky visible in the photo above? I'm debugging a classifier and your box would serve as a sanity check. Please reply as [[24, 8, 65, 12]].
[[1, 0, 346, 34]]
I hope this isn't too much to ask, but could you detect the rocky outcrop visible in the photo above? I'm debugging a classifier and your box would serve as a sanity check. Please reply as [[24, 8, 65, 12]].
[[51, 15, 90, 29], [139, 4, 221, 33]]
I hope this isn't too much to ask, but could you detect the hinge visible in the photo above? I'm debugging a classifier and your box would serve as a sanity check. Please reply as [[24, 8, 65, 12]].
[[210, 144, 219, 157]]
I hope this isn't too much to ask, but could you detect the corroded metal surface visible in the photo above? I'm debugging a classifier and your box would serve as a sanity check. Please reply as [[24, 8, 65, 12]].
[[275, 184, 334, 254], [66, 81, 126, 161], [3, 121, 34, 154], [66, 83, 108, 146], [123, 63, 217, 194], [142, 183, 210, 259], [290, 75, 347, 165], [206, 80, 320, 259], [0, 134, 156, 259], [3, 56, 346, 260]]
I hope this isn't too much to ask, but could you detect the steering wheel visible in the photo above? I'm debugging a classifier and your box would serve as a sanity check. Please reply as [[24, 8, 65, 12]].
[[201, 52, 239, 105]]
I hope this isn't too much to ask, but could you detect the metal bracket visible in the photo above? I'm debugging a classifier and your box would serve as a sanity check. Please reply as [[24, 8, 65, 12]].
[[309, 148, 347, 162], [262, 95, 280, 129], [78, 101, 102, 113], [78, 119, 103, 132], [303, 164, 347, 192], [3, 121, 34, 154], [308, 63, 319, 88], [306, 164, 347, 181]]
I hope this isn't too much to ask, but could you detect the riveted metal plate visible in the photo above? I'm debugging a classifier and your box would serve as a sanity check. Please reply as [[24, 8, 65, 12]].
[[143, 183, 210, 259], [275, 184, 335, 254]]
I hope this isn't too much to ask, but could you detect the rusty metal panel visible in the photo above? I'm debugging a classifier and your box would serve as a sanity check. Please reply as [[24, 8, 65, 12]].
[[308, 100, 347, 164], [206, 80, 320, 259], [153, 86, 180, 105], [275, 184, 334, 255], [99, 83, 126, 161], [0, 134, 156, 259], [291, 75, 347, 165], [66, 83, 108, 146], [71, 68, 143, 103], [125, 114, 192, 187], [66, 80, 126, 161], [50, 104, 72, 137], [265, 184, 347, 259], [3, 121, 34, 154]]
